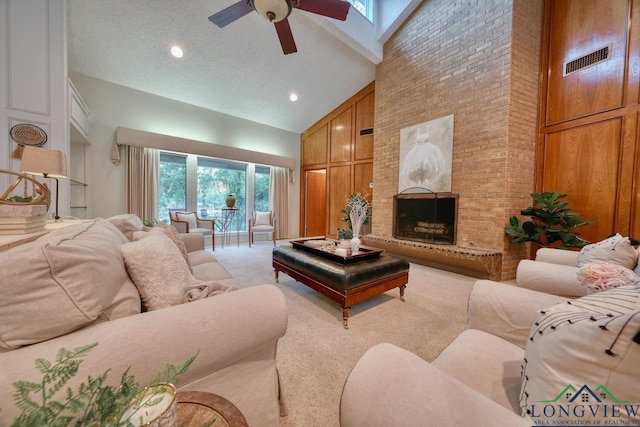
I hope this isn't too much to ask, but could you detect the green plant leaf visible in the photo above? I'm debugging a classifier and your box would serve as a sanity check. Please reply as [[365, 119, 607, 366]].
[[505, 191, 592, 248]]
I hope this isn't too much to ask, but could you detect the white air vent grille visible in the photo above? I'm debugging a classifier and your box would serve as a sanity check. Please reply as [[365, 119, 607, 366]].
[[564, 44, 612, 76]]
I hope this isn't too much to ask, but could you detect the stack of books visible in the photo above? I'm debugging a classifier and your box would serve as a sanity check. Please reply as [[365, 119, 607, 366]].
[[0, 204, 48, 235]]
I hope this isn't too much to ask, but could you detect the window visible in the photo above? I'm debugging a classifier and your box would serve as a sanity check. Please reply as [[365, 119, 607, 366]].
[[347, 0, 373, 21], [254, 166, 271, 212], [158, 151, 269, 234], [197, 157, 246, 231], [158, 153, 186, 221]]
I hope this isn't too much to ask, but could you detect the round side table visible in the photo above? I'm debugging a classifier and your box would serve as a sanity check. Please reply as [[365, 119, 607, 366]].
[[176, 391, 248, 427]]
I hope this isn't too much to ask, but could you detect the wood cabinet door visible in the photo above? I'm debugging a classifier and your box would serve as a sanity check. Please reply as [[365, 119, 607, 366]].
[[542, 118, 622, 242], [328, 165, 351, 237], [304, 169, 327, 237]]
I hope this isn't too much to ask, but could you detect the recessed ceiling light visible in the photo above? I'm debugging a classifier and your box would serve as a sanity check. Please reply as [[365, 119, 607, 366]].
[[289, 93, 298, 102], [170, 45, 184, 58]]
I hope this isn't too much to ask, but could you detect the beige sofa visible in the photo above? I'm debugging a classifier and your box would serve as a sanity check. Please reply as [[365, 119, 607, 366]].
[[516, 234, 640, 297], [0, 215, 288, 427], [340, 280, 640, 426]]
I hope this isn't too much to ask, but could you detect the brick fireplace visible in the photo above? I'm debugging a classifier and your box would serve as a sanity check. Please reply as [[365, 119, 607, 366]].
[[366, 0, 543, 280]]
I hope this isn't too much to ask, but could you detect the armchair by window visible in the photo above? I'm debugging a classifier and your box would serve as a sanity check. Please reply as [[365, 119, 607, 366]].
[[248, 211, 276, 247], [169, 210, 215, 250]]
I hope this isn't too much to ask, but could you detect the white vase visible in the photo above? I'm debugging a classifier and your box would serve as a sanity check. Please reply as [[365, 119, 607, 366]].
[[339, 239, 351, 249], [350, 236, 361, 255]]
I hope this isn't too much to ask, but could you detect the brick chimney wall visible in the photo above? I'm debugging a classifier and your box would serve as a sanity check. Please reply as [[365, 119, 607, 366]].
[[373, 0, 543, 279]]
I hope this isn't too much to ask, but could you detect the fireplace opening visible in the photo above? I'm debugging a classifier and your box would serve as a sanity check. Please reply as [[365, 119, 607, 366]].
[[393, 192, 458, 245]]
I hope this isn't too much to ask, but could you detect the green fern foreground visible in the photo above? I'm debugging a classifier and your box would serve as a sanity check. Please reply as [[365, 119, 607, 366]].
[[10, 342, 197, 427]]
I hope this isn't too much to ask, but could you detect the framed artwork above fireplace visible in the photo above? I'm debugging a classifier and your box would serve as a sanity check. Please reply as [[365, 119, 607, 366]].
[[398, 114, 454, 193]]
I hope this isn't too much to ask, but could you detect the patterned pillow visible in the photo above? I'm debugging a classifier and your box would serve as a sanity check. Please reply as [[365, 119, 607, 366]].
[[519, 283, 640, 425], [576, 233, 638, 269]]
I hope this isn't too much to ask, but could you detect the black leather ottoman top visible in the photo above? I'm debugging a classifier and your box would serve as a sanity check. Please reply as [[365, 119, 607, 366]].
[[273, 245, 409, 291]]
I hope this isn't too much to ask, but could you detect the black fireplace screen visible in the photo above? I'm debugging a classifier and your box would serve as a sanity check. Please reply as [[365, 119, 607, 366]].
[[393, 193, 458, 245]]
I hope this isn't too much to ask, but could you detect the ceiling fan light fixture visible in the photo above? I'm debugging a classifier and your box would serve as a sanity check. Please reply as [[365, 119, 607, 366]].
[[251, 0, 292, 23]]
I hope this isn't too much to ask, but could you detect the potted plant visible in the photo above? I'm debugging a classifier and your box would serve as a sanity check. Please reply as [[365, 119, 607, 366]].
[[504, 191, 593, 249], [337, 227, 353, 248]]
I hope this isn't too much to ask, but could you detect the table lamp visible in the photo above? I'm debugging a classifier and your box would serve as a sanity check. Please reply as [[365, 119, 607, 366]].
[[20, 146, 68, 221]]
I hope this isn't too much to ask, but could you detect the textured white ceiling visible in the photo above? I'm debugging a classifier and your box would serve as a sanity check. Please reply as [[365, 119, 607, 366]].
[[67, 0, 377, 134]]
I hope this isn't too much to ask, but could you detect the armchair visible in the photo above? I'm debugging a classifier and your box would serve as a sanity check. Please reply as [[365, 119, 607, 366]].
[[341, 280, 640, 426], [169, 210, 215, 250], [248, 210, 276, 247], [340, 281, 567, 427]]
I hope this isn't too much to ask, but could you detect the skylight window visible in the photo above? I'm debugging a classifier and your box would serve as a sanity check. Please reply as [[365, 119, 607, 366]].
[[347, 0, 373, 22]]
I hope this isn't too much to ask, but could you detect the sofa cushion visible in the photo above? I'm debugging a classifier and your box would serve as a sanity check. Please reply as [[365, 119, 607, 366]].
[[107, 213, 145, 241], [576, 233, 638, 269], [121, 231, 198, 310], [519, 283, 640, 424], [0, 219, 140, 349], [433, 329, 525, 413], [188, 249, 217, 266]]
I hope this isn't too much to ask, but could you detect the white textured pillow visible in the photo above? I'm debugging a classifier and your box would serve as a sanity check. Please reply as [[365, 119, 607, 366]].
[[255, 211, 272, 226], [132, 226, 192, 272], [576, 233, 638, 269], [176, 212, 197, 229], [121, 231, 198, 311], [520, 283, 640, 424]]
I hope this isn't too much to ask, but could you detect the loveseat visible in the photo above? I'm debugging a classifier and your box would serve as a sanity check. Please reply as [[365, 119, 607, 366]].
[[0, 215, 288, 426], [340, 280, 640, 426]]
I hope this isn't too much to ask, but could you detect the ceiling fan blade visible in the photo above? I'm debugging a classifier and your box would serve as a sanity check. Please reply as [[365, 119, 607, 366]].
[[295, 0, 350, 21], [208, 1, 254, 28], [274, 19, 297, 55]]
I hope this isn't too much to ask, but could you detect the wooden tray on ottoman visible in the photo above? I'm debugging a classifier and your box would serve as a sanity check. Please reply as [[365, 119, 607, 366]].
[[290, 237, 383, 264]]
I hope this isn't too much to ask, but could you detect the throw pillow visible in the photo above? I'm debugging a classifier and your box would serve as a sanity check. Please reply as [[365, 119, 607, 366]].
[[255, 211, 272, 226], [576, 233, 638, 269], [519, 283, 640, 425], [176, 212, 197, 229], [576, 262, 639, 292], [0, 219, 140, 350], [121, 231, 198, 311], [107, 214, 145, 241], [133, 226, 193, 273]]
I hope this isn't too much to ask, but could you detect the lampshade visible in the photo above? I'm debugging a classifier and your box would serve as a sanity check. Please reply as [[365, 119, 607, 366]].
[[20, 146, 68, 178], [251, 0, 291, 22]]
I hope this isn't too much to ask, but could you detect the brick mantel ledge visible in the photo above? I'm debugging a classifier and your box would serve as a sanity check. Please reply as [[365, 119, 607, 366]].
[[363, 235, 502, 281]]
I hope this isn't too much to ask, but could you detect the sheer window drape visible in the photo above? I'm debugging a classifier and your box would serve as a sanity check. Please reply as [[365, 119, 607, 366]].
[[126, 146, 159, 222], [270, 167, 291, 239]]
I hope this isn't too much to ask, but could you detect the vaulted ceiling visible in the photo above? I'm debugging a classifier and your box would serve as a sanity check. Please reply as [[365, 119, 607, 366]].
[[67, 0, 390, 134]]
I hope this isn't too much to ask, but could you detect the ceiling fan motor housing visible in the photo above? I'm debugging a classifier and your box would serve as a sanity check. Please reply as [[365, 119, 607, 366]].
[[251, 0, 292, 22]]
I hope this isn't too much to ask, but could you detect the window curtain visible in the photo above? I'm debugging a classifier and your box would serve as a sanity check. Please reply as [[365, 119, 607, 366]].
[[126, 146, 159, 222], [270, 167, 291, 239]]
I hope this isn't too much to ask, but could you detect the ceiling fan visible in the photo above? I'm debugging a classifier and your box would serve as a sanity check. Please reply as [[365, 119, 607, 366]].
[[208, 0, 351, 55]]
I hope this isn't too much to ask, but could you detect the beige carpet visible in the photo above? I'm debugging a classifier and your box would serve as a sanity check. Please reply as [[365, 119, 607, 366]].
[[211, 241, 479, 427]]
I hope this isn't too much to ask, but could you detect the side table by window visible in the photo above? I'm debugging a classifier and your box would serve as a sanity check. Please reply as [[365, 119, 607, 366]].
[[177, 391, 248, 427], [215, 208, 239, 248]]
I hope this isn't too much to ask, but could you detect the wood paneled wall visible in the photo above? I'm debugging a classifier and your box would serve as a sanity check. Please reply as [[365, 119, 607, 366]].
[[539, 0, 640, 242], [300, 82, 375, 238]]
